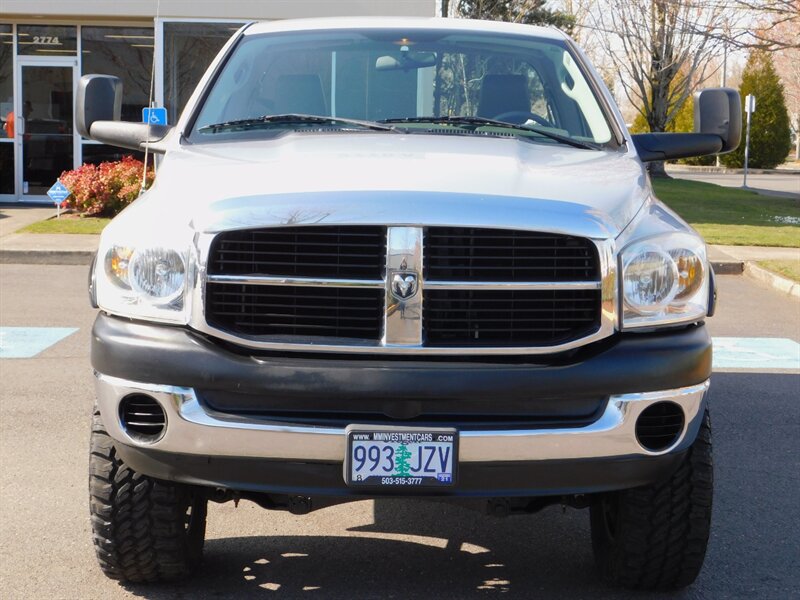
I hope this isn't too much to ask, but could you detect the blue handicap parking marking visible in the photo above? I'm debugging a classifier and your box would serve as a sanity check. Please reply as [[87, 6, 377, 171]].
[[0, 327, 79, 359], [712, 337, 800, 370]]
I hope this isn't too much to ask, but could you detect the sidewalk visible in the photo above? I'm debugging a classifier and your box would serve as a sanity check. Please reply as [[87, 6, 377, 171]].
[[1, 204, 797, 296], [0, 205, 99, 264]]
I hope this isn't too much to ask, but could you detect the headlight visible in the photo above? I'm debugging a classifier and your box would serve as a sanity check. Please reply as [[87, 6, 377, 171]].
[[129, 248, 185, 303], [97, 243, 190, 324], [621, 233, 708, 329]]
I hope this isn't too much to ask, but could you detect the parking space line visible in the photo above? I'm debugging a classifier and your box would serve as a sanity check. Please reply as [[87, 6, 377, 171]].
[[712, 337, 800, 370], [0, 327, 79, 358]]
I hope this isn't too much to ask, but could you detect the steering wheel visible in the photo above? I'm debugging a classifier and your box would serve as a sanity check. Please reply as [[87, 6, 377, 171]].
[[493, 111, 554, 128]]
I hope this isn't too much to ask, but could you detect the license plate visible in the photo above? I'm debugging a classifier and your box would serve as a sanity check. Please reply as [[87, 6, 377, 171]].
[[344, 426, 458, 487]]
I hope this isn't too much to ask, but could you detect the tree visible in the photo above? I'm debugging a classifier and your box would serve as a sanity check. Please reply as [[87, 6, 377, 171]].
[[450, 0, 576, 33], [585, 0, 739, 176], [769, 11, 800, 158], [721, 50, 792, 169], [728, 0, 800, 51]]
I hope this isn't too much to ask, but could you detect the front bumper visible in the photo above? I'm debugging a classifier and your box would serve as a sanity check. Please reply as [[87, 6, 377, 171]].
[[92, 315, 712, 497], [97, 373, 707, 497]]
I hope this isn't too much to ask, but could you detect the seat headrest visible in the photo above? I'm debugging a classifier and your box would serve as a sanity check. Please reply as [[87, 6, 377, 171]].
[[477, 74, 530, 119], [274, 74, 327, 115]]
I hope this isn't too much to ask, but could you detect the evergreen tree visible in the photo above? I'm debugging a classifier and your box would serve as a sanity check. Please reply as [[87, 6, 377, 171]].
[[454, 1, 575, 34], [722, 50, 792, 169]]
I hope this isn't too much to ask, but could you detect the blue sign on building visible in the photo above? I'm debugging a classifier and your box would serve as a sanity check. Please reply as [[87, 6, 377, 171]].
[[142, 107, 168, 126], [47, 180, 71, 205]]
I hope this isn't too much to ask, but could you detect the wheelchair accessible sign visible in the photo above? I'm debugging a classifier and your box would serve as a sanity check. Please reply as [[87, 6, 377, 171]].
[[142, 107, 168, 125]]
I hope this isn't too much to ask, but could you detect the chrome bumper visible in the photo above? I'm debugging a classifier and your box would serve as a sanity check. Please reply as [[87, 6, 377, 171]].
[[95, 373, 709, 463]]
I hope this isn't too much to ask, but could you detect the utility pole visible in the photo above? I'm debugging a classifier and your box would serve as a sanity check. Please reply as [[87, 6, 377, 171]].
[[743, 94, 755, 189], [716, 45, 727, 168]]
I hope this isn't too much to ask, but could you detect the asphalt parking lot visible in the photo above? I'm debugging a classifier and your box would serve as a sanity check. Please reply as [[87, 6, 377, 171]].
[[668, 170, 800, 199], [0, 264, 798, 599]]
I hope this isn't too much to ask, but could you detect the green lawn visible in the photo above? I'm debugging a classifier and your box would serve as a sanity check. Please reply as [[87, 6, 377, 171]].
[[652, 178, 800, 247], [757, 260, 800, 282], [20, 217, 110, 235]]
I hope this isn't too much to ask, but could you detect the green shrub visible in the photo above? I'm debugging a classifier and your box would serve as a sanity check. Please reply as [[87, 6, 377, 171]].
[[59, 157, 154, 217], [721, 50, 792, 169]]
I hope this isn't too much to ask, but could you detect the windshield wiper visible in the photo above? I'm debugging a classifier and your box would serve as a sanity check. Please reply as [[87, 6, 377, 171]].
[[379, 116, 600, 150], [199, 113, 397, 134]]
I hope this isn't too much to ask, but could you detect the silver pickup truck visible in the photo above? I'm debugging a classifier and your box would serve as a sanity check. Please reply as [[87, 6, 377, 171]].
[[79, 17, 740, 589]]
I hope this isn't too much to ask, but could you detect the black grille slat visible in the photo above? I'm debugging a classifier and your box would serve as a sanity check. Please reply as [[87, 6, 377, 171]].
[[209, 226, 386, 279], [120, 395, 166, 440], [424, 289, 601, 346], [635, 402, 685, 451], [206, 283, 383, 339], [426, 226, 599, 282]]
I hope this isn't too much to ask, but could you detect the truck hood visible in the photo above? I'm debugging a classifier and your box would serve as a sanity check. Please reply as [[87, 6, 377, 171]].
[[122, 132, 649, 240]]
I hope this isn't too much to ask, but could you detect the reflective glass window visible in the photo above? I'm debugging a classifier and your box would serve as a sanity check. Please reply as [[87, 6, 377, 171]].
[[82, 27, 155, 123], [1, 24, 14, 193], [164, 22, 244, 121], [18, 25, 77, 56], [82, 144, 144, 166]]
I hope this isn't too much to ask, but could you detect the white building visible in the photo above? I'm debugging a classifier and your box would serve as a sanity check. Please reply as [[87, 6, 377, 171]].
[[0, 1, 437, 201]]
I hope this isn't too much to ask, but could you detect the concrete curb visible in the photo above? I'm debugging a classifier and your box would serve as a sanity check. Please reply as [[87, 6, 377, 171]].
[[744, 262, 800, 299], [667, 166, 800, 175], [0, 250, 95, 265], [711, 260, 744, 275]]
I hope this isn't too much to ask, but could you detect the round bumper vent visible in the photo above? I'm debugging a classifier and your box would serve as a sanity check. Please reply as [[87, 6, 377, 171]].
[[635, 401, 685, 452], [119, 394, 166, 442]]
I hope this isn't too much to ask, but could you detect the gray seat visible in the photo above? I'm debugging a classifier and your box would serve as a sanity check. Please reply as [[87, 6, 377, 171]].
[[273, 74, 327, 115], [477, 74, 530, 119]]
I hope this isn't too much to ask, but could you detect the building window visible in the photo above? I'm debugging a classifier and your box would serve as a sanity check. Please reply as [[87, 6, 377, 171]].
[[17, 25, 77, 56], [0, 24, 13, 194], [164, 22, 244, 121], [81, 144, 144, 166], [82, 27, 154, 122]]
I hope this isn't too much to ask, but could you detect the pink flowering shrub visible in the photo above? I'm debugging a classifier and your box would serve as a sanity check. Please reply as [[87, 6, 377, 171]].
[[59, 156, 155, 217]]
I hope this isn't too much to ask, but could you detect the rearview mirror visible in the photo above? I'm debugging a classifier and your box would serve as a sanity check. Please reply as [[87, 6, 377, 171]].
[[375, 51, 437, 71], [76, 74, 173, 153], [631, 88, 741, 162]]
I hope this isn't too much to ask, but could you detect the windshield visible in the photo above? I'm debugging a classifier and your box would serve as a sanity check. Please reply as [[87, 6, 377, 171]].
[[190, 28, 615, 147]]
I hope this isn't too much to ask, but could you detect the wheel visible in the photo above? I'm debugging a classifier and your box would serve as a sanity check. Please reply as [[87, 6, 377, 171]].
[[89, 407, 207, 582], [492, 110, 554, 127], [590, 409, 713, 590]]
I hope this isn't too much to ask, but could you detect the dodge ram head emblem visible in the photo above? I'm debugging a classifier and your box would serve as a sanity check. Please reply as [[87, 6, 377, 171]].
[[390, 271, 419, 300]]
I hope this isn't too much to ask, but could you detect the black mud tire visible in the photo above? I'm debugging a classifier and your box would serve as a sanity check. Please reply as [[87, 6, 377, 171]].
[[590, 409, 713, 590], [89, 408, 208, 582]]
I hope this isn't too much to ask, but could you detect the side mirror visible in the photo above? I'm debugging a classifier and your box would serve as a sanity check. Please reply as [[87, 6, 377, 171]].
[[76, 74, 122, 138], [631, 88, 742, 162], [694, 88, 741, 154], [76, 74, 173, 153]]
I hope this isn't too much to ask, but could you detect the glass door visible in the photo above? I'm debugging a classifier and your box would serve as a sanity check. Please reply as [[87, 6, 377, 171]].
[[16, 60, 77, 199]]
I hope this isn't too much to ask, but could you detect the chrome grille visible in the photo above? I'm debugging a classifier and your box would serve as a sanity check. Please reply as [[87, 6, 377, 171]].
[[201, 225, 609, 354], [424, 289, 601, 346], [206, 284, 383, 339], [426, 227, 598, 281], [208, 226, 385, 279]]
